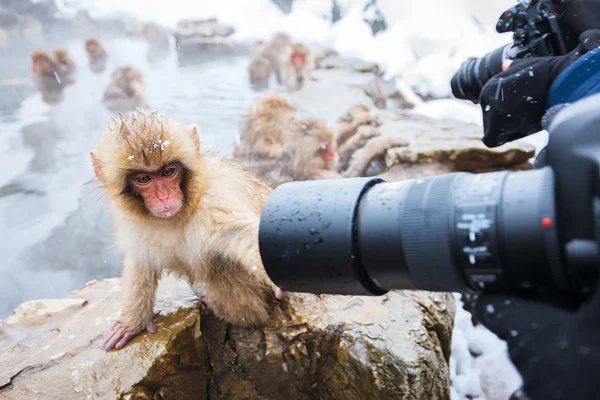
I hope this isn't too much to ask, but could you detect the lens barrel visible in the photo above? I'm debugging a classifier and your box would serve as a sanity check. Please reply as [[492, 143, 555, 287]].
[[259, 168, 565, 296], [451, 45, 509, 104]]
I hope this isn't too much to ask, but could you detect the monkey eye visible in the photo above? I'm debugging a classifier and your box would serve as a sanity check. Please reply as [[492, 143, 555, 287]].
[[135, 174, 152, 185], [162, 167, 176, 177]]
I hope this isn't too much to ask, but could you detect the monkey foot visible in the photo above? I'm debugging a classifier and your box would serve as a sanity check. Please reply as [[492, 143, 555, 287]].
[[103, 320, 157, 351]]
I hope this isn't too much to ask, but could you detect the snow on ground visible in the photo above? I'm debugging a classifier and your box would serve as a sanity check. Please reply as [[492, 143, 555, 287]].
[[451, 294, 523, 400], [53, 1, 533, 398]]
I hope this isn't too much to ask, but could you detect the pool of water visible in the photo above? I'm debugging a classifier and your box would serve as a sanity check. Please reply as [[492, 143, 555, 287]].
[[0, 37, 271, 317]]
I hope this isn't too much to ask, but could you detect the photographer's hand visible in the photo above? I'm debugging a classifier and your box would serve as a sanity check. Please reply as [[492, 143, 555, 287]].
[[479, 29, 600, 147], [475, 288, 600, 400]]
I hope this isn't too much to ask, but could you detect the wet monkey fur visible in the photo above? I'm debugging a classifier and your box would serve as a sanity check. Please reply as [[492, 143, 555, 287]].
[[90, 110, 283, 351], [234, 93, 297, 160]]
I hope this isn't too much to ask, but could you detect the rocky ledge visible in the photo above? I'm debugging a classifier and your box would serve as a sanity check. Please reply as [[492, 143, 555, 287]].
[[0, 276, 455, 400]]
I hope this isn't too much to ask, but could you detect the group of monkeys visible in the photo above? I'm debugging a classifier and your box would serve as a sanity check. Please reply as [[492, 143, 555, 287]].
[[30, 38, 146, 112], [247, 33, 322, 90], [26, 32, 408, 351], [234, 93, 407, 185]]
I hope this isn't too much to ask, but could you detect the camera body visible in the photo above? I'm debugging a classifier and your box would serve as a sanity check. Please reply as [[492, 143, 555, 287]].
[[258, 94, 600, 305], [451, 0, 578, 103]]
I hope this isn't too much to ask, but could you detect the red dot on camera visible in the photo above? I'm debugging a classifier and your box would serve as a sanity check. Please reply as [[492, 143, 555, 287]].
[[541, 217, 553, 227]]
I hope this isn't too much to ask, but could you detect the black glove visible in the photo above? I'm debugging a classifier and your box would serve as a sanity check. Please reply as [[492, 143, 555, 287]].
[[474, 286, 600, 400], [480, 29, 600, 147]]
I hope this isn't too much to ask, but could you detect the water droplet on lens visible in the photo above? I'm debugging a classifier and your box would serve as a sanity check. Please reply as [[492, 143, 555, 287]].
[[309, 227, 319, 235], [304, 243, 312, 251]]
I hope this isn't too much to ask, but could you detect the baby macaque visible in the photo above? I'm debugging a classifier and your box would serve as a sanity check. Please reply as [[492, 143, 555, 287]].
[[102, 67, 147, 113], [30, 50, 64, 105], [85, 38, 108, 73], [278, 43, 315, 91], [280, 118, 340, 181], [91, 110, 283, 351], [52, 48, 76, 86], [248, 56, 272, 87], [234, 93, 297, 160]]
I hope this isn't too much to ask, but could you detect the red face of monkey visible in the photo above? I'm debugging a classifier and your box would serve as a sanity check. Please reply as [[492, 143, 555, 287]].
[[129, 164, 185, 218], [319, 143, 338, 164], [291, 52, 305, 67]]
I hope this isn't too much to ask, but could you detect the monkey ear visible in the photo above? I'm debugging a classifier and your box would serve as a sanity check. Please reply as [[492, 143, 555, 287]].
[[90, 152, 102, 178], [189, 125, 200, 152]]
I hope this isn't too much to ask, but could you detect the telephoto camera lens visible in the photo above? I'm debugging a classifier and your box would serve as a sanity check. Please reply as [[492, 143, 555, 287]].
[[451, 45, 508, 104], [259, 169, 567, 297]]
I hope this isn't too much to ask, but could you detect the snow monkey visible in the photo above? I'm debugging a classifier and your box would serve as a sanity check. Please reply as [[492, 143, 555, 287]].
[[102, 66, 147, 113], [280, 117, 340, 181], [234, 93, 297, 160], [90, 109, 283, 351], [84, 37, 108, 73], [256, 33, 292, 83], [248, 56, 272, 86], [30, 50, 65, 105], [51, 48, 76, 85], [278, 43, 315, 91]]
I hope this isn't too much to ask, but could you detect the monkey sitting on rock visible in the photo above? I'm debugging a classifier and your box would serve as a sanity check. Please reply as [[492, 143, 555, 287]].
[[91, 109, 284, 351]]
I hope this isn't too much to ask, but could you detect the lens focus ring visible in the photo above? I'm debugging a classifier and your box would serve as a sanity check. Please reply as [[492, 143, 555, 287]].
[[399, 174, 471, 292]]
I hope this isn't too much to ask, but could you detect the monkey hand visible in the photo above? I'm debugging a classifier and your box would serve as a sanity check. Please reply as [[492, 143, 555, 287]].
[[103, 319, 157, 351], [358, 126, 381, 141], [364, 135, 407, 153], [275, 286, 284, 300], [343, 135, 408, 178]]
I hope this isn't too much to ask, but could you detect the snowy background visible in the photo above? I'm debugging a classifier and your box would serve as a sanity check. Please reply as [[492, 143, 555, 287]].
[[45, 0, 526, 398]]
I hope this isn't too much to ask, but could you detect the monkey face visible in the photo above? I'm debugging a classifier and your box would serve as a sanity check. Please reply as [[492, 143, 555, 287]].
[[319, 143, 337, 164], [86, 44, 98, 55], [128, 163, 184, 219], [291, 52, 305, 67]]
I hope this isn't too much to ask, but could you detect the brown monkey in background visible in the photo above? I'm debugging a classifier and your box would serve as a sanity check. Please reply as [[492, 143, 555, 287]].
[[91, 110, 284, 351], [85, 38, 108, 73], [280, 118, 340, 181], [256, 33, 292, 83], [248, 56, 272, 86], [30, 50, 65, 105], [234, 93, 297, 160], [278, 43, 315, 91], [102, 66, 147, 113], [52, 48, 76, 85]]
